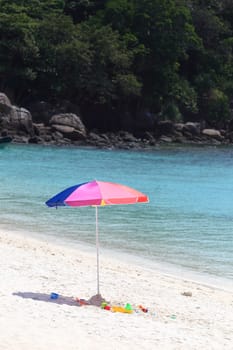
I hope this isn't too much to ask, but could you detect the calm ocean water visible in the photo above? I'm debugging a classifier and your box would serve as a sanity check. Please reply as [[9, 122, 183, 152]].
[[1, 143, 233, 286]]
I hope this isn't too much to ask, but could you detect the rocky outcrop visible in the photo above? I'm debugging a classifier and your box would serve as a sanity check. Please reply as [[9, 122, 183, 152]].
[[0, 95, 34, 139], [0, 93, 12, 113], [10, 106, 34, 135], [0, 94, 87, 145], [50, 113, 87, 141], [1, 92, 233, 149], [202, 128, 223, 140]]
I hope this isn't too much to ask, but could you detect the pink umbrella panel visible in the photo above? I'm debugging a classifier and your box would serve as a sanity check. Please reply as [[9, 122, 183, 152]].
[[46, 180, 149, 295]]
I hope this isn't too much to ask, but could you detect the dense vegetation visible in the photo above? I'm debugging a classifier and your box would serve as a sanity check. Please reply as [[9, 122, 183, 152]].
[[0, 0, 233, 131]]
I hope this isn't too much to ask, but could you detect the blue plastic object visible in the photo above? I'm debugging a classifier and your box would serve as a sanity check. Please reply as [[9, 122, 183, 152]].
[[50, 292, 59, 299]]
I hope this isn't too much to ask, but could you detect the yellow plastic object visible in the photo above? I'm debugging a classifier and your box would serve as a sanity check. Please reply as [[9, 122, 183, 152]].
[[111, 306, 133, 314]]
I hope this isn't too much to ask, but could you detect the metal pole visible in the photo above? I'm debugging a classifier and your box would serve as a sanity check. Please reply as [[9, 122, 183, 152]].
[[95, 206, 100, 295]]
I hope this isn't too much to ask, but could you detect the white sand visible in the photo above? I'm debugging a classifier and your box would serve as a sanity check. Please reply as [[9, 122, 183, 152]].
[[0, 229, 233, 350]]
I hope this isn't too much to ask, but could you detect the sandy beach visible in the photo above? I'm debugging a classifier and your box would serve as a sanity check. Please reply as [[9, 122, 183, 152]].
[[0, 229, 232, 350]]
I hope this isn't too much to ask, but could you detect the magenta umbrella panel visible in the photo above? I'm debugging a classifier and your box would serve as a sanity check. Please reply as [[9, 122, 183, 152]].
[[46, 180, 149, 294]]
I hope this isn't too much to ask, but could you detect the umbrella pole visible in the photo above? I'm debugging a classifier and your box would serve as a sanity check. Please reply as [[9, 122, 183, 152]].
[[95, 206, 100, 295]]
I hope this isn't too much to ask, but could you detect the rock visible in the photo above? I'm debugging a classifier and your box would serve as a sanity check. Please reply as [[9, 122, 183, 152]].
[[52, 131, 64, 142], [28, 135, 44, 144], [12, 135, 29, 143], [0, 93, 12, 113], [51, 124, 86, 141], [174, 123, 185, 132], [2, 106, 35, 136], [142, 131, 156, 145], [50, 113, 86, 140], [183, 122, 200, 136], [10, 106, 34, 135], [50, 113, 86, 131], [182, 291, 192, 297], [202, 129, 223, 140], [159, 135, 173, 143], [173, 135, 188, 143], [33, 123, 51, 136], [117, 131, 138, 143], [87, 132, 111, 148], [0, 91, 231, 148], [134, 131, 155, 142]]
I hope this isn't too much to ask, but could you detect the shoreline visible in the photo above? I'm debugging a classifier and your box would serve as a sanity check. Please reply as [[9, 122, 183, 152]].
[[3, 227, 233, 293], [1, 228, 233, 349]]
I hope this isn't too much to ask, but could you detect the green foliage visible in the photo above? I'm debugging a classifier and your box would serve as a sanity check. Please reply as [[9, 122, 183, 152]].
[[171, 78, 198, 114], [204, 88, 230, 124], [32, 16, 140, 106], [0, 0, 233, 129], [161, 102, 182, 122], [64, 0, 107, 23], [0, 0, 65, 101], [74, 23, 141, 105], [103, 0, 135, 33], [0, 1, 39, 100], [121, 0, 201, 115], [33, 14, 78, 99]]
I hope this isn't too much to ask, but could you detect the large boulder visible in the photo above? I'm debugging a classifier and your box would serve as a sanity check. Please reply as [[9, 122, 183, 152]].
[[174, 123, 185, 132], [50, 113, 87, 140], [183, 122, 201, 136], [27, 100, 81, 125], [1, 105, 34, 136], [202, 128, 223, 141], [0, 92, 12, 113], [10, 106, 34, 135], [117, 131, 138, 143]]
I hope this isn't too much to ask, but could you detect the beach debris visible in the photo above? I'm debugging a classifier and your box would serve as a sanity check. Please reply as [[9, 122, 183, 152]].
[[101, 302, 107, 309], [75, 298, 90, 306], [170, 314, 177, 320], [104, 305, 111, 311], [111, 305, 133, 314], [101, 302, 134, 313], [50, 292, 59, 300], [101, 302, 111, 310], [75, 296, 153, 316], [138, 305, 148, 313], [125, 303, 133, 312], [182, 291, 192, 297]]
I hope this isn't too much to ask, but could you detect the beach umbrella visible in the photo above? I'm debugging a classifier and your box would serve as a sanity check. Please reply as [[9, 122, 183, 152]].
[[46, 180, 149, 295]]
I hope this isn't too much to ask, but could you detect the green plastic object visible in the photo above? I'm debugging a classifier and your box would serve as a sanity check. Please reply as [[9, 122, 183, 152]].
[[125, 303, 133, 311]]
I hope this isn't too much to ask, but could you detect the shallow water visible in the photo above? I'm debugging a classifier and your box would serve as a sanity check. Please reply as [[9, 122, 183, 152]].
[[0, 143, 233, 283]]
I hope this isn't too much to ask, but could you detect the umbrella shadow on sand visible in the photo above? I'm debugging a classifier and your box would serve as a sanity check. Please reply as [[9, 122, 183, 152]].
[[13, 292, 106, 307]]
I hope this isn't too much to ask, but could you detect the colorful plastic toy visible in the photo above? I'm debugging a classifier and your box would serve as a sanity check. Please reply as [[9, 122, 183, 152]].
[[111, 305, 133, 314], [50, 292, 59, 299], [138, 305, 148, 313]]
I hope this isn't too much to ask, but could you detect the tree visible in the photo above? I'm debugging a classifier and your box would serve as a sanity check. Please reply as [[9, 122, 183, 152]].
[[188, 0, 233, 124], [64, 0, 107, 23], [69, 22, 141, 129], [0, 0, 65, 103]]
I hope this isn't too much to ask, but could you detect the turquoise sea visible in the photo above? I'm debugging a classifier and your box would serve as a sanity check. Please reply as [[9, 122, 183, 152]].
[[0, 143, 233, 287]]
